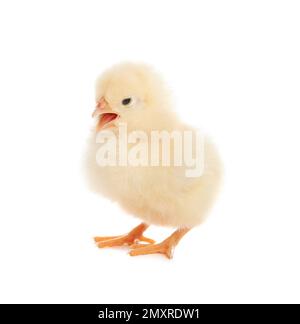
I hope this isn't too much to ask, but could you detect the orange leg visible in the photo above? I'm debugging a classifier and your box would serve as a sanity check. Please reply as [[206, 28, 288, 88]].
[[130, 228, 190, 259], [94, 223, 155, 248]]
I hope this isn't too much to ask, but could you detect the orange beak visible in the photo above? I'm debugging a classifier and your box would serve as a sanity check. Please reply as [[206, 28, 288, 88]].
[[92, 97, 107, 118], [92, 97, 120, 131]]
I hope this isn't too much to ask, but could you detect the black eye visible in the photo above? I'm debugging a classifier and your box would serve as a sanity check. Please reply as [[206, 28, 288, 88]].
[[122, 98, 132, 106]]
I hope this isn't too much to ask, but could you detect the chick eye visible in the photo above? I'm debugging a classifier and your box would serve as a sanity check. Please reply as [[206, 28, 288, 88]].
[[122, 98, 132, 106]]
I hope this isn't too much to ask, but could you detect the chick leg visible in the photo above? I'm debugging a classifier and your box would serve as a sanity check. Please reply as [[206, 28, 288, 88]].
[[129, 228, 190, 259], [94, 223, 155, 248]]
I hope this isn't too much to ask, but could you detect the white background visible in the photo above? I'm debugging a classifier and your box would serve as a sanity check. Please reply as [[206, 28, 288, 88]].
[[0, 0, 299, 304]]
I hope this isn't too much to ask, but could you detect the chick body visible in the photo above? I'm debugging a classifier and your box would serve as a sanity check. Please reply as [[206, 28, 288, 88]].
[[86, 132, 221, 228]]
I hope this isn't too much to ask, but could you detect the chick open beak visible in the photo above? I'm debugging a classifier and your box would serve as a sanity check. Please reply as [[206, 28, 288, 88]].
[[92, 97, 120, 131]]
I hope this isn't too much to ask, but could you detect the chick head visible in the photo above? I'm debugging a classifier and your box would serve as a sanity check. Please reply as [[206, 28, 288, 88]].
[[92, 62, 173, 131]]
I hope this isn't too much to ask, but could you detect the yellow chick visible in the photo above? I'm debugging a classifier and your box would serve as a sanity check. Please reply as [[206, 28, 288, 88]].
[[85, 62, 222, 259]]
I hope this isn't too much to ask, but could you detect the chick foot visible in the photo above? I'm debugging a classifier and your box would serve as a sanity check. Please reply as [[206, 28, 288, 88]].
[[129, 228, 190, 259], [94, 223, 154, 248]]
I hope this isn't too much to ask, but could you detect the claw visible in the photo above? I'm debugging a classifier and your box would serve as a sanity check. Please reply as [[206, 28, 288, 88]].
[[129, 242, 174, 259], [139, 236, 156, 244], [96, 235, 131, 248], [93, 223, 154, 249]]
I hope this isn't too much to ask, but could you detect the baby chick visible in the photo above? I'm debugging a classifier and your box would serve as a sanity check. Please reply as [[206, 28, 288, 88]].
[[85, 62, 222, 259]]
